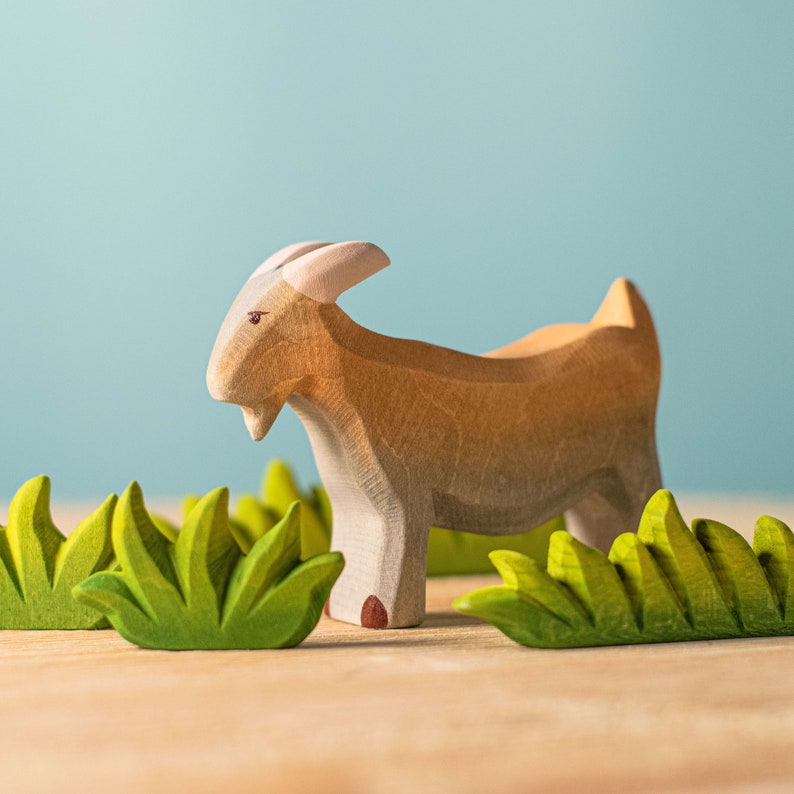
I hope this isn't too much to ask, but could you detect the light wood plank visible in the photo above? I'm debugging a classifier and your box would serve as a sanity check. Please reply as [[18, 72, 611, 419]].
[[1, 573, 794, 793]]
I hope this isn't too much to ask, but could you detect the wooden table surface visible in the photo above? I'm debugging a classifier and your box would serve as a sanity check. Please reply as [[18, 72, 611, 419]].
[[2, 498, 794, 793]]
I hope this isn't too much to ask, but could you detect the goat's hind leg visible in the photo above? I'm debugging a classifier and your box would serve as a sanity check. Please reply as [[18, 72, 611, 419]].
[[565, 487, 632, 553], [565, 450, 662, 552]]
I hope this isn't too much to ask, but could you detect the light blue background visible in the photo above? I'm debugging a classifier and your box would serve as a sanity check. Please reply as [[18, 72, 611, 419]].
[[1, 2, 792, 500]]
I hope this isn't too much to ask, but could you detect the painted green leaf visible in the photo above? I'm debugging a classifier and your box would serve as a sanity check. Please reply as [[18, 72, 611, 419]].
[[233, 494, 278, 550], [7, 476, 63, 596], [233, 552, 344, 648], [490, 549, 588, 625], [455, 490, 794, 648], [52, 494, 116, 595], [222, 502, 303, 626], [74, 571, 152, 637], [183, 491, 274, 556], [173, 489, 238, 614], [182, 494, 201, 520], [752, 515, 794, 627], [111, 482, 183, 621], [454, 586, 577, 649], [637, 490, 738, 636], [73, 487, 343, 650], [0, 475, 115, 629], [609, 532, 691, 640], [454, 549, 592, 648], [262, 460, 329, 559], [694, 518, 781, 635], [547, 532, 639, 643], [150, 514, 179, 542]]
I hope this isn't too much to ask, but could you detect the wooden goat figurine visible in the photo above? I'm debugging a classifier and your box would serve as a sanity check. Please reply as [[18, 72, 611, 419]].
[[207, 241, 662, 629]]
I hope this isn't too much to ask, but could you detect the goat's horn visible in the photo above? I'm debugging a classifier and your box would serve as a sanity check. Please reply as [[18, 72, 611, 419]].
[[283, 241, 390, 303], [248, 241, 332, 281]]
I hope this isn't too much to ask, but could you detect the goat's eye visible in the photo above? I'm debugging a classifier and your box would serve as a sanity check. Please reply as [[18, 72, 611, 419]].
[[248, 311, 269, 325]]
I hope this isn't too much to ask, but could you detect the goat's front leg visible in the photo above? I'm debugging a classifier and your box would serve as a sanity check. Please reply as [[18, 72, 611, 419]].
[[327, 496, 431, 629]]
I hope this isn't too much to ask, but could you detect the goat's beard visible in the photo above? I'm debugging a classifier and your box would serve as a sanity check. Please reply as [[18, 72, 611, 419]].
[[242, 404, 278, 441]]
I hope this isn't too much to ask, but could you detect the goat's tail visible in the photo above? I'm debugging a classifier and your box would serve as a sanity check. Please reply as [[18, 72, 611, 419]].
[[592, 278, 656, 336], [592, 279, 660, 388]]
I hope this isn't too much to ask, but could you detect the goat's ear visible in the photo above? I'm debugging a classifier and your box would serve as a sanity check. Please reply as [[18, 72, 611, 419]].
[[248, 241, 332, 281], [282, 241, 390, 303]]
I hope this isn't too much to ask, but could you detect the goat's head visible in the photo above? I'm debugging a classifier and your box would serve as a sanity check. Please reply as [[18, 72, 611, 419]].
[[207, 240, 390, 440]]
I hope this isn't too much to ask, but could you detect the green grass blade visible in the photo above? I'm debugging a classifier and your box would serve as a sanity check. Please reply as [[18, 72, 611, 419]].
[[489, 549, 589, 625], [637, 490, 738, 636], [232, 494, 278, 553], [150, 514, 179, 542], [298, 504, 329, 559], [546, 532, 640, 642], [113, 482, 183, 620], [261, 459, 303, 509], [454, 586, 586, 648], [454, 546, 594, 647], [753, 515, 794, 626], [173, 488, 238, 616], [694, 518, 781, 634], [261, 460, 329, 559], [609, 532, 691, 640], [73, 572, 159, 645], [239, 552, 344, 648], [222, 501, 302, 626], [53, 494, 116, 592], [73, 571, 147, 620], [0, 525, 24, 603], [181, 494, 201, 522], [6, 476, 64, 596]]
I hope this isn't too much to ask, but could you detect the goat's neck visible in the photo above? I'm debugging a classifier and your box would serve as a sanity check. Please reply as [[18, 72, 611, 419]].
[[313, 302, 469, 369], [290, 302, 401, 409], [317, 301, 388, 355]]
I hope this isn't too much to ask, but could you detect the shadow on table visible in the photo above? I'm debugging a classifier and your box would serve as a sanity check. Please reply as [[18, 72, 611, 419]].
[[305, 609, 498, 651], [421, 610, 484, 629]]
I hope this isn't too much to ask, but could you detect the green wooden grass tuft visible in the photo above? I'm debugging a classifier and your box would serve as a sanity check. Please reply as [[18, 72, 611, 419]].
[[0, 475, 115, 629], [454, 489, 794, 648], [73, 483, 344, 649]]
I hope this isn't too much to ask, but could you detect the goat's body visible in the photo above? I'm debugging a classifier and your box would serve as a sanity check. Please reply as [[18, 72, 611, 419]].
[[286, 279, 661, 627], [208, 241, 662, 629]]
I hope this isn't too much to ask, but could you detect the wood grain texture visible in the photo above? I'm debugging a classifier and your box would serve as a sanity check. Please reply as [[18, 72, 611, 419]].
[[207, 241, 662, 628], [1, 573, 794, 793]]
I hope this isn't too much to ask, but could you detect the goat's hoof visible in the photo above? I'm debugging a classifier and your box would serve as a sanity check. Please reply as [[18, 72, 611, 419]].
[[361, 595, 389, 629]]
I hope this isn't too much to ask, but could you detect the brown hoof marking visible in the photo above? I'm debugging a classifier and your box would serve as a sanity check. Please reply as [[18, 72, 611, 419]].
[[361, 595, 389, 629]]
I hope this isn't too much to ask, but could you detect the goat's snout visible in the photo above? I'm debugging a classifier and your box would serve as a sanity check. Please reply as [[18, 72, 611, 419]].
[[206, 361, 231, 403]]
